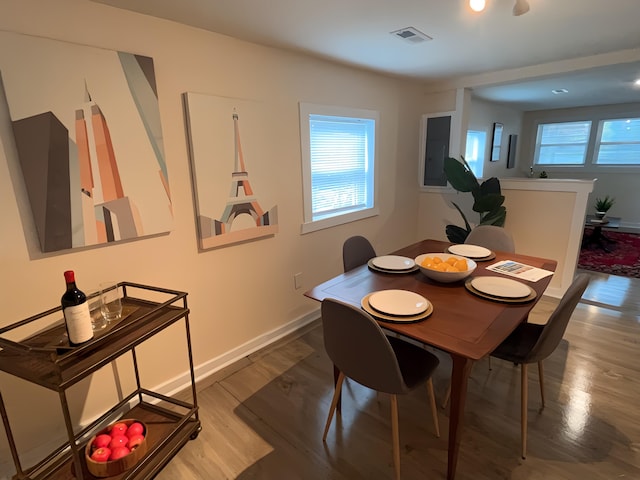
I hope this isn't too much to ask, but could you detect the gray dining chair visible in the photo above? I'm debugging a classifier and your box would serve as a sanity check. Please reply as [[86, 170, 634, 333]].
[[490, 273, 590, 459], [465, 225, 515, 253], [342, 235, 376, 272], [321, 298, 440, 480]]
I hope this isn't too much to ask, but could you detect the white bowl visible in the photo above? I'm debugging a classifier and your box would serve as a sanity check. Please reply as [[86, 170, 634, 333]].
[[415, 253, 477, 283]]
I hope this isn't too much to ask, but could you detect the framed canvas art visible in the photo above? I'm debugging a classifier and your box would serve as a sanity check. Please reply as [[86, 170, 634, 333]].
[[507, 134, 518, 168], [491, 122, 503, 162], [0, 32, 171, 253], [183, 92, 278, 250]]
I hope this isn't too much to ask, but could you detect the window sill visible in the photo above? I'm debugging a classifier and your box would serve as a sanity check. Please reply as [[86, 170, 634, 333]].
[[301, 207, 379, 234]]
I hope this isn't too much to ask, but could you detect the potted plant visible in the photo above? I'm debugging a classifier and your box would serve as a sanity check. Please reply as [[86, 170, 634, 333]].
[[594, 195, 615, 219], [443, 157, 506, 243]]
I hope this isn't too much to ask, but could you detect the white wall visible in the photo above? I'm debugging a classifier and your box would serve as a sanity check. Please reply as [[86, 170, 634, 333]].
[[468, 97, 524, 179], [0, 0, 431, 473]]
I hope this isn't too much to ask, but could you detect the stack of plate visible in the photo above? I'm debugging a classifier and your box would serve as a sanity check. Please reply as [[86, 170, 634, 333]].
[[361, 289, 433, 323], [447, 244, 495, 262], [368, 255, 418, 274], [465, 276, 536, 303]]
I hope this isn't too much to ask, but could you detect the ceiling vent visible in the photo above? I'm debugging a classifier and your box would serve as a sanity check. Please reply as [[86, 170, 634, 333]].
[[390, 27, 432, 44]]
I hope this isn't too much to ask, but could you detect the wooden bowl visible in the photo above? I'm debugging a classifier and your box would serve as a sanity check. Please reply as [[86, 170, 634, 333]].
[[85, 419, 148, 477]]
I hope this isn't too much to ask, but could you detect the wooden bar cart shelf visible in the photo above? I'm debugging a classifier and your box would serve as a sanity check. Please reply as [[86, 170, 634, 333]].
[[0, 282, 201, 480]]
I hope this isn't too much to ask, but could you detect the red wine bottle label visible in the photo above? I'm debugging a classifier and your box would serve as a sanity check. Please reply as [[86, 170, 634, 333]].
[[63, 303, 93, 344]]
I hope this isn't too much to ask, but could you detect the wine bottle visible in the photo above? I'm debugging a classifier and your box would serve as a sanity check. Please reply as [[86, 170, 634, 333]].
[[61, 270, 94, 345]]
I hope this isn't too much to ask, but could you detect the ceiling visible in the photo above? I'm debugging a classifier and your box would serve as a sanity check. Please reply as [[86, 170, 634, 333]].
[[91, 0, 640, 110]]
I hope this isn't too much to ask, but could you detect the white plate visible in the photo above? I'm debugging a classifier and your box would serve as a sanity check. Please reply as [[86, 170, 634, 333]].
[[470, 276, 531, 299], [362, 294, 433, 323], [448, 244, 492, 259], [367, 289, 428, 316], [371, 255, 415, 271], [367, 259, 419, 274]]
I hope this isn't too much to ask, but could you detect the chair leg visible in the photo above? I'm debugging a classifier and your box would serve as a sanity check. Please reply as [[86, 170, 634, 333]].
[[323, 372, 345, 441], [333, 364, 342, 413], [442, 382, 451, 409], [537, 361, 545, 408], [390, 394, 401, 480], [426, 379, 440, 437], [521, 363, 528, 459]]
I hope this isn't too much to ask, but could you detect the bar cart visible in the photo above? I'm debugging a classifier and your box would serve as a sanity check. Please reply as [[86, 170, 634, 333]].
[[0, 282, 201, 479]]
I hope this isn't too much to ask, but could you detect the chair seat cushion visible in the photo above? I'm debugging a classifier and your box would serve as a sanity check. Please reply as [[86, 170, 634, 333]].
[[389, 337, 440, 390], [491, 322, 544, 364]]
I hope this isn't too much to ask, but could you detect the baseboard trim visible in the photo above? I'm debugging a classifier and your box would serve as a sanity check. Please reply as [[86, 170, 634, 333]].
[[155, 308, 322, 398]]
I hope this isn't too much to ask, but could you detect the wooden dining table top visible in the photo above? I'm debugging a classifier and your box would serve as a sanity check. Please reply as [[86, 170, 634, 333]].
[[304, 238, 557, 361]]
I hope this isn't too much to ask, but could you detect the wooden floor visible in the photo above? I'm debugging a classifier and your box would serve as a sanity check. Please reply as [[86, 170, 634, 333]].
[[157, 270, 640, 479]]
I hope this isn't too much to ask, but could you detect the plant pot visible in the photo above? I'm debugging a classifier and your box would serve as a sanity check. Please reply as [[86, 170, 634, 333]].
[[595, 211, 607, 220]]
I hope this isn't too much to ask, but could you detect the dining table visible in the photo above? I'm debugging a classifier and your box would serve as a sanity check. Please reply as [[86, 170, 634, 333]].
[[304, 238, 557, 480]]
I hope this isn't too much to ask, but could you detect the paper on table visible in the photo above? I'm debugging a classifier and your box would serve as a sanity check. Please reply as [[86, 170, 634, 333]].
[[485, 260, 554, 282]]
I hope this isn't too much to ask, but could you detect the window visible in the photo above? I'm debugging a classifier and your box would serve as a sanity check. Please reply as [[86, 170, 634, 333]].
[[534, 121, 591, 165], [465, 130, 485, 178], [299, 103, 378, 233], [595, 118, 640, 165]]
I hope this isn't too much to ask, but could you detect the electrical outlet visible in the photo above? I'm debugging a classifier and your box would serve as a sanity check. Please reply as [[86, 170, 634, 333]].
[[294, 272, 303, 290]]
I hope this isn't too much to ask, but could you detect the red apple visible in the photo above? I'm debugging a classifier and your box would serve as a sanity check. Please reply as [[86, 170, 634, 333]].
[[109, 446, 130, 461], [93, 433, 112, 449], [126, 422, 144, 438], [90, 447, 111, 463], [109, 435, 129, 449], [127, 434, 145, 450], [110, 422, 128, 436]]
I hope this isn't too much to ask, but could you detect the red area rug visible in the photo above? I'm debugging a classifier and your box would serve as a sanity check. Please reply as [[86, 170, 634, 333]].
[[578, 229, 640, 278]]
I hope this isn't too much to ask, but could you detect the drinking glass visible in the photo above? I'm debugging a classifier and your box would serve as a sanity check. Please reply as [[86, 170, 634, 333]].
[[100, 281, 122, 323], [90, 308, 108, 331]]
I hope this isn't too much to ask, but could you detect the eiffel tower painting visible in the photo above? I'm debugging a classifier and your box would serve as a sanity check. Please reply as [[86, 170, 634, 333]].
[[188, 101, 278, 250]]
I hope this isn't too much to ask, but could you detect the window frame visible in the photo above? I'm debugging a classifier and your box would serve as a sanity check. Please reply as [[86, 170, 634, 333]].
[[533, 120, 592, 166], [593, 117, 640, 165], [529, 107, 640, 174], [299, 102, 379, 234]]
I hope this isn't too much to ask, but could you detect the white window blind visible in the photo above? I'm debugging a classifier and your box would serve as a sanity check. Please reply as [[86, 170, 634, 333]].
[[595, 118, 640, 165], [534, 121, 591, 165], [309, 115, 374, 220]]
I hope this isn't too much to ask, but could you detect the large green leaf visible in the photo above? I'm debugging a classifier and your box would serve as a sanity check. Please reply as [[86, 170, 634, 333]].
[[479, 177, 502, 196], [444, 157, 478, 192], [480, 206, 507, 226], [473, 193, 505, 213], [446, 224, 471, 243]]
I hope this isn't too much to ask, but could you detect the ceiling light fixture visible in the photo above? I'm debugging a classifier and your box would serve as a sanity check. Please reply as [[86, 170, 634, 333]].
[[513, 0, 530, 16], [469, 0, 486, 12], [552, 88, 569, 95]]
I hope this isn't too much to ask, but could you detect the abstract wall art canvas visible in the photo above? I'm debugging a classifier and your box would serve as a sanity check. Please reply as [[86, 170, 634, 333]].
[[0, 32, 171, 252], [183, 92, 278, 250]]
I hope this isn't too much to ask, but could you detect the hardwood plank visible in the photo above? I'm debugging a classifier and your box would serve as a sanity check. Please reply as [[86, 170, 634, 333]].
[[158, 272, 640, 479]]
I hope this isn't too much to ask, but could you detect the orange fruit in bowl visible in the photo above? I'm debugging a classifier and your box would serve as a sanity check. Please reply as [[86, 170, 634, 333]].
[[446, 257, 458, 266], [454, 259, 468, 271], [420, 256, 434, 268], [435, 262, 449, 271]]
